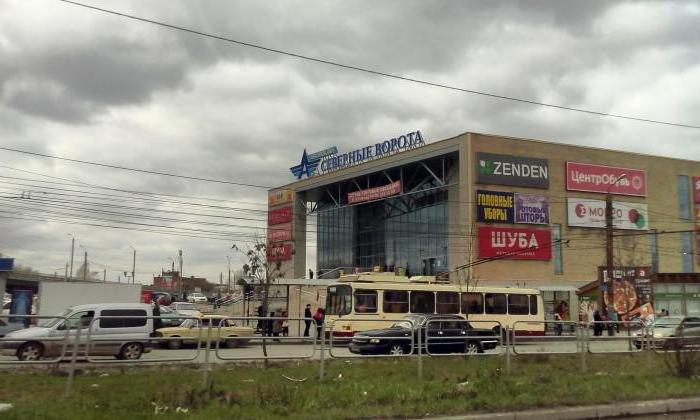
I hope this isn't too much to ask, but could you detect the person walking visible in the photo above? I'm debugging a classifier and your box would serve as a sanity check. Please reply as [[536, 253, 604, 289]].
[[256, 305, 264, 333], [593, 310, 603, 336], [303, 304, 312, 337], [281, 311, 289, 337], [152, 299, 163, 337], [313, 307, 325, 340]]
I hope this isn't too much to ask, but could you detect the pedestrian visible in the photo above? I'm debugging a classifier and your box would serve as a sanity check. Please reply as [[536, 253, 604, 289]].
[[593, 310, 603, 336], [272, 311, 283, 340], [303, 304, 312, 337], [605, 313, 615, 336], [256, 305, 264, 333], [152, 299, 163, 336], [554, 312, 563, 336], [281, 311, 289, 337], [313, 307, 325, 340], [610, 310, 619, 333]]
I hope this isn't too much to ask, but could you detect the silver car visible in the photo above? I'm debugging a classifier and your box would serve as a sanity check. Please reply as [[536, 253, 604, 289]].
[[634, 316, 700, 349]]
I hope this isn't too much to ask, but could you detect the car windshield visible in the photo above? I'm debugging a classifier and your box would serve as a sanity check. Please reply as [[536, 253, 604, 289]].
[[391, 315, 426, 329], [41, 308, 72, 328], [159, 306, 173, 314], [179, 318, 199, 328], [175, 303, 196, 311], [654, 317, 682, 328], [391, 321, 414, 329]]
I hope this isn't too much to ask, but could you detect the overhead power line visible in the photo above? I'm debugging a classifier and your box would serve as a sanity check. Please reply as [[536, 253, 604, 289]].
[[0, 146, 272, 189], [57, 0, 700, 130]]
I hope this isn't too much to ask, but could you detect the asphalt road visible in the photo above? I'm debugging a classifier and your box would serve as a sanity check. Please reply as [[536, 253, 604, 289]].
[[0, 333, 647, 366]]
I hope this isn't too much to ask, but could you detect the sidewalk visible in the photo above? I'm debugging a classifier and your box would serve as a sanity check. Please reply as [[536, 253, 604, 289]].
[[427, 397, 700, 420]]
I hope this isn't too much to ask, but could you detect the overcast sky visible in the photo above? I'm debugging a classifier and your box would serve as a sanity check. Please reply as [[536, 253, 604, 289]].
[[0, 0, 698, 285]]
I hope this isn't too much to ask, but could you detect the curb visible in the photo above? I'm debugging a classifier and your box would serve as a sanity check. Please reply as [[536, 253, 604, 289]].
[[426, 397, 700, 420]]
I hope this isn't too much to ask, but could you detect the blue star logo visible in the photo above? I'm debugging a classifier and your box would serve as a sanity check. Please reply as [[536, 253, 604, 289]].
[[290, 149, 321, 179]]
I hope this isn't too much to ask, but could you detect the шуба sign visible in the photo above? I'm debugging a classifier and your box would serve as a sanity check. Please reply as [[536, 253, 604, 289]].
[[476, 153, 549, 189], [478, 226, 552, 260], [566, 162, 647, 197]]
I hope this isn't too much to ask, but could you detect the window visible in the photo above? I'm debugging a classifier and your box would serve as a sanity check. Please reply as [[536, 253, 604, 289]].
[[461, 293, 484, 314], [64, 311, 95, 330], [325, 285, 351, 315], [354, 289, 377, 313], [508, 294, 529, 315], [681, 232, 694, 273], [410, 291, 435, 313], [485, 293, 507, 314], [383, 290, 409, 313], [436, 292, 460, 314], [552, 224, 563, 274], [529, 295, 539, 315], [679, 175, 691, 219], [99, 309, 147, 328]]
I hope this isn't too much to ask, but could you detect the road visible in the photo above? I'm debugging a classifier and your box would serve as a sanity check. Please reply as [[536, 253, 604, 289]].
[[0, 334, 644, 366]]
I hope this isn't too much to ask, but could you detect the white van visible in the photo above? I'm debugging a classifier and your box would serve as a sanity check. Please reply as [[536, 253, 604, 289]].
[[1, 303, 153, 361]]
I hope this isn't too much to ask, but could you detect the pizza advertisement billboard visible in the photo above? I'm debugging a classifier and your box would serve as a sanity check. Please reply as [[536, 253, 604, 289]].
[[598, 267, 653, 323], [477, 226, 552, 260], [268, 206, 292, 225], [566, 162, 647, 196], [567, 198, 649, 230], [476, 190, 514, 223]]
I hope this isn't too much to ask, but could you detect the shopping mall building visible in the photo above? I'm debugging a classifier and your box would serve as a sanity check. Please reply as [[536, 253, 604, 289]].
[[267, 131, 700, 318]]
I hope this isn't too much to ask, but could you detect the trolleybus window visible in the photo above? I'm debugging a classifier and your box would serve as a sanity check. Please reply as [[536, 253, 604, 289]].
[[485, 293, 507, 314], [410, 291, 435, 313], [383, 290, 409, 313], [508, 294, 529, 315], [436, 292, 460, 314], [529, 295, 538, 315], [462, 292, 484, 314], [326, 285, 351, 315], [354, 289, 377, 313]]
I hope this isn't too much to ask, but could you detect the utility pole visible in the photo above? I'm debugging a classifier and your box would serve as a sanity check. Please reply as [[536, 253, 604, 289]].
[[603, 174, 627, 319], [103, 268, 106, 282], [178, 249, 183, 298], [227, 256, 231, 294], [83, 251, 87, 282], [64, 263, 68, 282], [131, 247, 136, 284], [68, 236, 75, 281]]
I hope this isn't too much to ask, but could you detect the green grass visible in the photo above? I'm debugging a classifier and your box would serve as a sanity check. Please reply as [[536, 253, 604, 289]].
[[0, 354, 698, 419]]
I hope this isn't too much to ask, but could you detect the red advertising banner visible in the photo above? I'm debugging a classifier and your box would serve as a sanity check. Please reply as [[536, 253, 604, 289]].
[[693, 176, 700, 204], [348, 181, 402, 204], [267, 243, 293, 261], [566, 162, 647, 196], [478, 226, 552, 260], [268, 206, 292, 225], [267, 225, 292, 243]]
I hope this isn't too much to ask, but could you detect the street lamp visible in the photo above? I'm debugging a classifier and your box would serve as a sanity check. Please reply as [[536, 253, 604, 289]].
[[67, 234, 75, 281], [603, 173, 627, 321], [79, 244, 87, 282], [227, 256, 232, 294]]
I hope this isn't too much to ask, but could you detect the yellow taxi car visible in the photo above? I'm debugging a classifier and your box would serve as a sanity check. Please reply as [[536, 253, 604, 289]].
[[155, 315, 254, 349]]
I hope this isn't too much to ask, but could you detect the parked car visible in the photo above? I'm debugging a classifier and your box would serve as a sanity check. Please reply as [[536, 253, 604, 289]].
[[187, 293, 208, 304], [0, 319, 25, 337], [170, 302, 202, 318], [634, 316, 700, 349], [157, 305, 186, 327], [0, 303, 153, 361], [349, 314, 499, 355], [154, 314, 254, 349]]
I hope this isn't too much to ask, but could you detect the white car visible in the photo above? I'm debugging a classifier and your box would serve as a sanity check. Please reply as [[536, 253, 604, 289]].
[[170, 302, 202, 318], [187, 293, 208, 304]]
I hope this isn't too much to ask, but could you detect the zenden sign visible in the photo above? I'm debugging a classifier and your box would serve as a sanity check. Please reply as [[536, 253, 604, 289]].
[[476, 153, 549, 189]]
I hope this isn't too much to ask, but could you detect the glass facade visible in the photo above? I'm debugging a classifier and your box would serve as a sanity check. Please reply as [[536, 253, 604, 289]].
[[317, 190, 449, 276]]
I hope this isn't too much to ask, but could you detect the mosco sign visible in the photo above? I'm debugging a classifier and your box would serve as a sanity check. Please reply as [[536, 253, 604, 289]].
[[567, 198, 649, 230], [478, 226, 552, 260], [566, 162, 647, 196], [476, 153, 549, 189]]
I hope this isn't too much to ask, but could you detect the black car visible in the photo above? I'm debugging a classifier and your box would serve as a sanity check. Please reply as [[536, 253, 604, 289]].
[[348, 314, 499, 355]]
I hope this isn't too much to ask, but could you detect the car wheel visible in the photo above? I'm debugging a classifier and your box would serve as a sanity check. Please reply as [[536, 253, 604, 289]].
[[17, 342, 44, 361], [118, 342, 144, 360], [224, 336, 240, 348], [167, 337, 183, 350], [388, 344, 407, 355], [465, 341, 482, 354]]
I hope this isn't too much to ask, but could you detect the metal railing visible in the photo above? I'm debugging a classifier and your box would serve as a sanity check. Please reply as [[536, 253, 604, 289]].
[[0, 315, 70, 364], [423, 319, 503, 357], [328, 318, 415, 359], [512, 321, 578, 355]]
